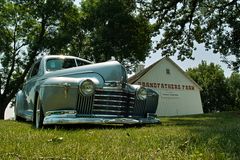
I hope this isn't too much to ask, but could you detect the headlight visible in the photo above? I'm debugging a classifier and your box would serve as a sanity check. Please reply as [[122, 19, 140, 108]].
[[79, 79, 95, 96], [136, 87, 147, 100]]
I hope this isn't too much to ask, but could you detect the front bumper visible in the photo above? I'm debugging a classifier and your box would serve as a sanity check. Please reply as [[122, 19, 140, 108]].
[[43, 112, 160, 125]]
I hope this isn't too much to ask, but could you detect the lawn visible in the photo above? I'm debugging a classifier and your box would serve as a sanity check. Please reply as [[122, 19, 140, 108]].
[[0, 112, 240, 160]]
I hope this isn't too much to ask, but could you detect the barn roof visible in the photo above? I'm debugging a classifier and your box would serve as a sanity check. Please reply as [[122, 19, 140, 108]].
[[128, 57, 202, 90]]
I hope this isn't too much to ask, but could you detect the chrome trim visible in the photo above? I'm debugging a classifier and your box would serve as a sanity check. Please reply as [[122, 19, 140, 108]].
[[77, 94, 94, 114], [102, 87, 123, 90], [93, 109, 127, 114], [96, 89, 125, 93], [92, 89, 135, 116], [104, 81, 123, 89], [94, 94, 125, 97], [93, 104, 130, 108], [75, 88, 149, 118], [62, 82, 71, 87], [147, 93, 158, 96], [41, 84, 78, 89], [45, 110, 77, 117], [136, 87, 147, 100], [79, 79, 95, 96], [94, 99, 128, 103], [94, 94, 135, 100], [43, 113, 160, 125]]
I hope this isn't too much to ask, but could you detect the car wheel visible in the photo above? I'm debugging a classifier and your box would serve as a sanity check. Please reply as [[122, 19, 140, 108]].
[[34, 96, 44, 129]]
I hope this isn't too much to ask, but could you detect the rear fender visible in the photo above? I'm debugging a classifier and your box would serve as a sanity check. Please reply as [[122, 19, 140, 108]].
[[15, 90, 28, 116]]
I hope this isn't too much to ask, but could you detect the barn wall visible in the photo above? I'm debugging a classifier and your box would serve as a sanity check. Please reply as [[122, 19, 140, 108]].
[[134, 59, 203, 116]]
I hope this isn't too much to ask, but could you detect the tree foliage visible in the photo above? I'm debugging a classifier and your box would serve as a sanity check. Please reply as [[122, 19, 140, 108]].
[[79, 0, 152, 71], [187, 61, 230, 113], [0, 0, 79, 119], [227, 72, 240, 111], [138, 0, 240, 69]]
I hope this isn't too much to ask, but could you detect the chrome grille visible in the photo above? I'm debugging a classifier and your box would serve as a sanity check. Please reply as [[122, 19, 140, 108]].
[[76, 89, 147, 117], [76, 95, 94, 115], [92, 90, 135, 116]]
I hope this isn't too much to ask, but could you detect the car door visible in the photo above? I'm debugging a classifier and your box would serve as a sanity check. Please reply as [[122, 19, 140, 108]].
[[23, 60, 41, 112]]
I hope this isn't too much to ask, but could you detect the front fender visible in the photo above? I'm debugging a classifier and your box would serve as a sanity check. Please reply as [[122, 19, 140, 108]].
[[39, 75, 104, 113], [145, 88, 159, 114], [127, 84, 159, 114]]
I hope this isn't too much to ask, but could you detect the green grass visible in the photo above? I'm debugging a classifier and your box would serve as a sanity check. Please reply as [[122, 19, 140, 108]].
[[0, 112, 240, 160]]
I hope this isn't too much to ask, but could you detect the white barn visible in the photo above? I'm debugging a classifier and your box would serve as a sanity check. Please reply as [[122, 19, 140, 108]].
[[128, 57, 203, 116]]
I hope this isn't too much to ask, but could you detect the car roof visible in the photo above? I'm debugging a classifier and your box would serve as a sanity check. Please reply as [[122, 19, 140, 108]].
[[41, 55, 93, 64]]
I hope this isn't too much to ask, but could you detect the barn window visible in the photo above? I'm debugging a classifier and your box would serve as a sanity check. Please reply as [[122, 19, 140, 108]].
[[166, 68, 170, 75]]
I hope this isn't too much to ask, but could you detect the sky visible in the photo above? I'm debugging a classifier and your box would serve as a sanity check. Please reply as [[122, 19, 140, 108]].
[[145, 43, 233, 77]]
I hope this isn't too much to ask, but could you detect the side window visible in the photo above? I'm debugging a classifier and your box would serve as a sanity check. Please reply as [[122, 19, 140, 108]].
[[46, 58, 77, 71], [76, 59, 90, 66], [46, 58, 63, 71], [30, 61, 40, 78], [62, 59, 76, 69]]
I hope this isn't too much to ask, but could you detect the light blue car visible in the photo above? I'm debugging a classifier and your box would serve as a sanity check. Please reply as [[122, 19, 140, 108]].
[[15, 55, 159, 128]]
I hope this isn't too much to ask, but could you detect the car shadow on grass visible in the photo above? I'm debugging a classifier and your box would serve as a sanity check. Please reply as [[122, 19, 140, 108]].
[[43, 122, 162, 130], [160, 112, 238, 127], [161, 112, 240, 159]]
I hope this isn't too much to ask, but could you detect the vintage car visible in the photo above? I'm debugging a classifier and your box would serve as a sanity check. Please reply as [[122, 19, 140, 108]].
[[15, 55, 160, 128]]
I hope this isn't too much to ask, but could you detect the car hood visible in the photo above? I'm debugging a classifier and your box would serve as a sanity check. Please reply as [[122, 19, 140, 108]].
[[43, 61, 127, 83]]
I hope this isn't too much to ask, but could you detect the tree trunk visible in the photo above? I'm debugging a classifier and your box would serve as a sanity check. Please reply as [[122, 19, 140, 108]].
[[0, 94, 13, 119], [0, 101, 8, 119]]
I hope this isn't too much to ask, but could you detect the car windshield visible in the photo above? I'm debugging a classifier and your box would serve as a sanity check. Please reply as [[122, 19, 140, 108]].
[[46, 58, 77, 71]]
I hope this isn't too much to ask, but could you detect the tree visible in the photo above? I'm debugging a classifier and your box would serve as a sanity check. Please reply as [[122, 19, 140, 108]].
[[79, 0, 152, 72], [0, 0, 80, 119], [137, 0, 240, 69], [187, 61, 230, 113], [227, 72, 240, 111]]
